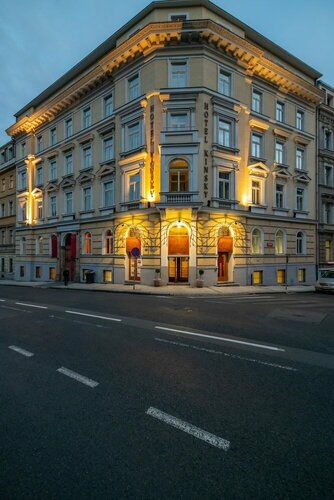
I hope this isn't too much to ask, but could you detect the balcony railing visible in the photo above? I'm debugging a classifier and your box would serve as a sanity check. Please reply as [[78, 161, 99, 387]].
[[159, 191, 200, 205]]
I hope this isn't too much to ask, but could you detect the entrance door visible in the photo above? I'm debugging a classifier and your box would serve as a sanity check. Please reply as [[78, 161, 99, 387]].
[[168, 257, 188, 283], [217, 252, 229, 282], [64, 234, 76, 281], [128, 255, 140, 281]]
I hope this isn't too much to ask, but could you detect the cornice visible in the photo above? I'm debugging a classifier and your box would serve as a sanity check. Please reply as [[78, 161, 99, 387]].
[[7, 20, 323, 139]]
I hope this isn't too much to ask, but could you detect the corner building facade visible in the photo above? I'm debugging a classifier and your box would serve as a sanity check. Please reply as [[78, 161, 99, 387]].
[[7, 0, 323, 286]]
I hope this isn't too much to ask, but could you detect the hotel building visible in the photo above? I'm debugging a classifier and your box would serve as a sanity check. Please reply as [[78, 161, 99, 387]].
[[6, 0, 323, 286]]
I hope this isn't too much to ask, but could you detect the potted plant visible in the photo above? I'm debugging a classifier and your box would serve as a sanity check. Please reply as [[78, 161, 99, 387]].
[[154, 268, 162, 287], [196, 268, 205, 288]]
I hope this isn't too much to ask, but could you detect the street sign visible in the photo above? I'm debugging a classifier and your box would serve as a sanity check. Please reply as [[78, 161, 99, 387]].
[[131, 247, 140, 258]]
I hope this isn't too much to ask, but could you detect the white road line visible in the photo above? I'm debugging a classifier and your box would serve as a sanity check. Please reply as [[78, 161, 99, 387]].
[[65, 310, 121, 322], [155, 326, 285, 352], [146, 407, 230, 450], [8, 345, 34, 357], [57, 367, 99, 388], [0, 299, 6, 302], [1, 305, 31, 312], [15, 302, 48, 309], [155, 338, 297, 372]]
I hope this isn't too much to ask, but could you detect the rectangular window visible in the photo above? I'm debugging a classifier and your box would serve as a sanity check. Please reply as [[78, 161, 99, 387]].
[[2, 179, 5, 191], [103, 180, 114, 207], [276, 102, 284, 122], [103, 137, 114, 161], [296, 148, 304, 170], [170, 61, 187, 88], [324, 165, 333, 186], [83, 186, 92, 211], [324, 130, 332, 150], [36, 166, 43, 186], [275, 183, 284, 208], [253, 270, 263, 285], [277, 269, 286, 284], [64, 154, 73, 175], [296, 187, 304, 211], [21, 143, 26, 158], [50, 160, 57, 181], [65, 118, 73, 138], [20, 265, 25, 277], [251, 180, 261, 205], [35, 266, 41, 279], [83, 107, 92, 129], [9, 230, 13, 244], [36, 199, 43, 219], [65, 191, 73, 214], [218, 120, 231, 147], [103, 270, 112, 282], [20, 171, 27, 190], [1, 258, 4, 273], [129, 173, 140, 201], [169, 113, 189, 130], [50, 196, 57, 217], [296, 110, 304, 130], [127, 122, 140, 151], [9, 258, 13, 273], [9, 176, 14, 189], [37, 135, 43, 152], [218, 70, 231, 96], [128, 74, 140, 100], [252, 90, 262, 113], [298, 268, 306, 283], [251, 133, 262, 158], [323, 203, 332, 224], [0, 204, 4, 217], [82, 145, 92, 168], [1, 231, 5, 244], [275, 141, 284, 164], [104, 94, 113, 117], [49, 267, 56, 280], [50, 128, 57, 146], [218, 172, 230, 200], [325, 240, 331, 261], [8, 201, 13, 216], [170, 14, 188, 21]]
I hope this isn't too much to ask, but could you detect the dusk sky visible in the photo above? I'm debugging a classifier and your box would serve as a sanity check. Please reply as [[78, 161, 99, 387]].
[[1, 0, 333, 145]]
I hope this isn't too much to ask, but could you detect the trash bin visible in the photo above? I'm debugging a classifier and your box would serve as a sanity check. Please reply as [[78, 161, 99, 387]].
[[85, 270, 95, 284]]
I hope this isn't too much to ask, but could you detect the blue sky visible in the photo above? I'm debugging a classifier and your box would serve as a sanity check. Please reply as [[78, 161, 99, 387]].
[[1, 0, 333, 145]]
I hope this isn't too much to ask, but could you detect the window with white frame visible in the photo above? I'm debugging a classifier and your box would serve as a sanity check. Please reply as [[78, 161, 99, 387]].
[[83, 107, 92, 129], [296, 231, 305, 254], [218, 172, 231, 200], [37, 135, 43, 152], [324, 130, 332, 150], [103, 94, 113, 117], [50, 128, 57, 146], [218, 69, 231, 96], [296, 110, 304, 130], [103, 180, 114, 207], [20, 201, 27, 222], [324, 165, 333, 186], [169, 61, 187, 88], [103, 137, 114, 161], [296, 187, 304, 211], [21, 142, 26, 158], [50, 160, 57, 181], [275, 229, 285, 255], [36, 166, 43, 186], [218, 119, 232, 148], [82, 145, 92, 168], [128, 74, 140, 100], [19, 171, 27, 190], [9, 175, 14, 189], [65, 118, 73, 138], [325, 240, 332, 261], [252, 90, 262, 113], [168, 112, 189, 130], [8, 201, 13, 216], [275, 141, 284, 164], [84, 231, 92, 254], [251, 228, 263, 254], [251, 133, 263, 158], [65, 191, 73, 214], [64, 154, 73, 175], [169, 159, 189, 192], [276, 102, 284, 122], [296, 148, 304, 170], [126, 122, 141, 151], [275, 182, 284, 209], [82, 186, 92, 211], [128, 172, 140, 201], [251, 179, 262, 205], [36, 199, 43, 220], [50, 195, 57, 217], [323, 202, 332, 224]]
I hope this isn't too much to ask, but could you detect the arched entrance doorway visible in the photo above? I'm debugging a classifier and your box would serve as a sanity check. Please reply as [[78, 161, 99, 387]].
[[63, 233, 76, 281], [126, 228, 141, 281], [217, 228, 233, 282], [168, 224, 189, 283]]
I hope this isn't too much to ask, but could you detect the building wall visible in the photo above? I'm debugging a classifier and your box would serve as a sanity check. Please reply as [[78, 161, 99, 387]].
[[0, 142, 16, 279]]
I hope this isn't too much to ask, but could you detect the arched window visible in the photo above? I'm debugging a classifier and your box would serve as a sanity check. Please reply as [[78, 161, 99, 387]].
[[275, 229, 285, 255], [51, 234, 57, 258], [104, 230, 113, 255], [169, 159, 189, 192], [251, 228, 263, 254], [296, 232, 305, 255], [84, 231, 92, 254]]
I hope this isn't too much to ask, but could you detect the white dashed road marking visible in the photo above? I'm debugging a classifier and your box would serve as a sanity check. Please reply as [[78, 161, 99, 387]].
[[15, 302, 48, 309], [57, 367, 99, 388], [155, 326, 285, 352], [0, 299, 6, 302], [65, 311, 121, 322], [146, 407, 230, 450], [8, 345, 34, 357]]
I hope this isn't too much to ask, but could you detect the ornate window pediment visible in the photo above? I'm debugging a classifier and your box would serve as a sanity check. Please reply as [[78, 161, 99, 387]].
[[249, 118, 269, 132], [273, 128, 289, 140], [77, 171, 95, 184], [248, 162, 270, 178], [45, 181, 59, 193], [273, 164, 291, 179], [60, 177, 76, 189], [31, 187, 43, 197], [293, 172, 311, 184], [96, 164, 115, 178]]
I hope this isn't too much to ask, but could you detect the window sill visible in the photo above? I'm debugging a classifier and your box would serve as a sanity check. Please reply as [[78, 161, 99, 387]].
[[272, 207, 289, 212]]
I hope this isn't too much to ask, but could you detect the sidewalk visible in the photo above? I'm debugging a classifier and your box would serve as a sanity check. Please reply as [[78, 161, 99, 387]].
[[0, 279, 315, 296]]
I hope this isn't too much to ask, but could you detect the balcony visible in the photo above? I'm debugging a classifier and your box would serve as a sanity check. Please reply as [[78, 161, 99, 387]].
[[157, 191, 201, 207]]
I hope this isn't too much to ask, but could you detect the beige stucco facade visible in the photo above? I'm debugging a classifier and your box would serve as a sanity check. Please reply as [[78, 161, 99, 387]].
[[0, 142, 16, 279]]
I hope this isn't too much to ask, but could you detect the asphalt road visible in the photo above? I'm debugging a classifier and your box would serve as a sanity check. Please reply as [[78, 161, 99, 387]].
[[0, 286, 333, 499]]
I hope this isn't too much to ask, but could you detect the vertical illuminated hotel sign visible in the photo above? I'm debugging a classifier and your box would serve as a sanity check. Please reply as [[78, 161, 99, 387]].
[[149, 104, 155, 200], [203, 102, 209, 199]]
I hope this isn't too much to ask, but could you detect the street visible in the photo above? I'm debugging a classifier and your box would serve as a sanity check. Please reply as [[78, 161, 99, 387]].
[[0, 286, 333, 499]]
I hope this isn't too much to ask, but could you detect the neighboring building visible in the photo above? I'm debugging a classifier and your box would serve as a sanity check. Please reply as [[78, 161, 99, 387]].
[[5, 0, 323, 286], [317, 81, 334, 268], [0, 141, 16, 279]]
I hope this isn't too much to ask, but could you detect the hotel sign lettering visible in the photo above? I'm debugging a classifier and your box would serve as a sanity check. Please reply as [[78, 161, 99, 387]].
[[203, 102, 209, 198], [149, 104, 155, 199]]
